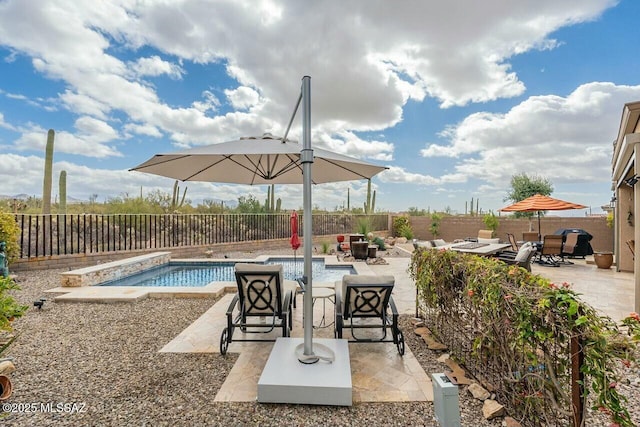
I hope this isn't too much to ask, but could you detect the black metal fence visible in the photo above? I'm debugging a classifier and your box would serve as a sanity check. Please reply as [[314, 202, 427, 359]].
[[15, 213, 389, 259]]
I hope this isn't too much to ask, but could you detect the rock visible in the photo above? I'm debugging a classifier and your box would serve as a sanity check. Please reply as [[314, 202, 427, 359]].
[[436, 353, 450, 363], [396, 237, 408, 244], [414, 327, 448, 350], [468, 382, 490, 400], [0, 360, 16, 375], [503, 416, 522, 427], [444, 358, 472, 385], [411, 318, 424, 327], [482, 399, 505, 420]]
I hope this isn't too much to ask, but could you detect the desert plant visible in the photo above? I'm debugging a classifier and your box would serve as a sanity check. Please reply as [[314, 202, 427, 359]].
[[59, 170, 67, 214], [0, 211, 20, 264], [321, 241, 330, 254], [0, 276, 27, 331], [171, 180, 188, 211], [393, 216, 413, 239], [429, 212, 442, 238], [483, 211, 499, 235], [363, 179, 376, 214], [356, 216, 372, 236], [42, 129, 55, 214], [606, 211, 614, 228], [372, 236, 386, 250]]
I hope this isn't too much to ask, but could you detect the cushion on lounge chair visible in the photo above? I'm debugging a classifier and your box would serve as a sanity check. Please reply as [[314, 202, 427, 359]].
[[339, 275, 395, 315], [515, 242, 535, 262], [478, 230, 494, 239], [234, 263, 298, 306], [563, 233, 579, 254], [478, 237, 500, 244], [413, 240, 433, 249]]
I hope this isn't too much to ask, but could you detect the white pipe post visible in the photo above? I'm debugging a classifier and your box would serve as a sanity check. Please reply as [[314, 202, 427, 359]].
[[300, 75, 318, 362]]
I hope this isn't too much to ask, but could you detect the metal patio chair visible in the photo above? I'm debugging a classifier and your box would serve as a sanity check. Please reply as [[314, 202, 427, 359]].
[[334, 275, 405, 356], [219, 263, 292, 355]]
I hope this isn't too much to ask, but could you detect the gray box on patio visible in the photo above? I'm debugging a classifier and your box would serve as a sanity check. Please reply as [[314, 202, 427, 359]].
[[432, 373, 461, 427], [257, 337, 352, 406]]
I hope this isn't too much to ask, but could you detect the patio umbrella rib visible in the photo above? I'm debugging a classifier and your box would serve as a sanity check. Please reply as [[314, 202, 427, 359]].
[[320, 158, 371, 180], [182, 155, 234, 181], [130, 154, 191, 171]]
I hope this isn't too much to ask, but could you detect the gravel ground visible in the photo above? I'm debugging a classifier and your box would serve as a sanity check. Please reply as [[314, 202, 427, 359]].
[[1, 247, 638, 426]]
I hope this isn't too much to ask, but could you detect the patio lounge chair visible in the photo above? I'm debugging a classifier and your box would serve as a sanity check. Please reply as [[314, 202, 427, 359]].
[[219, 263, 292, 355], [477, 230, 500, 244], [496, 241, 536, 271], [558, 232, 580, 264], [539, 235, 564, 267], [334, 275, 405, 356]]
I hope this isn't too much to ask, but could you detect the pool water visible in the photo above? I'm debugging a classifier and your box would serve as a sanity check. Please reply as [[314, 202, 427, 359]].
[[99, 259, 355, 287]]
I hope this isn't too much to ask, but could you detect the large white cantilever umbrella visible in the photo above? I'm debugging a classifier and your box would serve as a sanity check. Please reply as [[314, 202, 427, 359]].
[[130, 76, 387, 364]]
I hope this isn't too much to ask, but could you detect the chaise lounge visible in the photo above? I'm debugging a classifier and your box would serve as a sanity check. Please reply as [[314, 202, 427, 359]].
[[219, 263, 293, 355], [334, 275, 405, 356]]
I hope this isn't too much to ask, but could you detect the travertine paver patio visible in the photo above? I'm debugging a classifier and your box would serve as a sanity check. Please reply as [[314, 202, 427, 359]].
[[160, 256, 433, 404]]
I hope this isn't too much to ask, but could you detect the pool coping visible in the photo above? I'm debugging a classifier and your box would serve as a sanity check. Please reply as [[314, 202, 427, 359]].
[[47, 255, 373, 303]]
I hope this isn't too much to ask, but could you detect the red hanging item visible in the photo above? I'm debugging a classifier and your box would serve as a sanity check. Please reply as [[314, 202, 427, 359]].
[[290, 210, 301, 250]]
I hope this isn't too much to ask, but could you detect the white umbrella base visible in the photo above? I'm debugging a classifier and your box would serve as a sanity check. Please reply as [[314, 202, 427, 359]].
[[257, 337, 352, 406]]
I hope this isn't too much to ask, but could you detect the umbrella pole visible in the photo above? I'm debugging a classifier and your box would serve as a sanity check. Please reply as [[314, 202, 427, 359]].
[[300, 76, 318, 363], [538, 211, 541, 241]]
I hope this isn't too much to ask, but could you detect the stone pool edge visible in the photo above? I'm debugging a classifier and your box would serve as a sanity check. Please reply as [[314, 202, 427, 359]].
[[47, 254, 370, 303]]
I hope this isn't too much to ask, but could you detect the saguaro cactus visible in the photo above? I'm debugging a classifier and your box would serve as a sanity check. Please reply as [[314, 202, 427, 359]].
[[42, 129, 55, 214], [171, 180, 187, 211], [364, 179, 376, 214], [59, 170, 67, 214], [265, 184, 277, 212]]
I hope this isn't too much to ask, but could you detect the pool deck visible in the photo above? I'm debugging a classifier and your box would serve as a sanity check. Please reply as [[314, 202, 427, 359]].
[[43, 246, 637, 405]]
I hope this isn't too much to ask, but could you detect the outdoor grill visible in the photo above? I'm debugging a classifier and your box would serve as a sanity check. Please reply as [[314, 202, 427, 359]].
[[553, 228, 594, 257]]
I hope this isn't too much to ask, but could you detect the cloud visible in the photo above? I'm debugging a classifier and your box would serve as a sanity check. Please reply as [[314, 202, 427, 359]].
[[225, 86, 261, 111], [123, 123, 163, 138], [0, 0, 617, 152], [130, 55, 184, 79], [12, 123, 122, 158], [420, 82, 640, 185], [378, 166, 466, 185]]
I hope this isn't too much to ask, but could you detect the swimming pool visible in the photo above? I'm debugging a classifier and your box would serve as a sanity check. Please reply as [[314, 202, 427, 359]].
[[99, 258, 355, 287]]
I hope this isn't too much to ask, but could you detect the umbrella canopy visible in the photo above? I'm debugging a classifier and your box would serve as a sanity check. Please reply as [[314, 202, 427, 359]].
[[290, 210, 300, 251], [130, 78, 386, 365], [500, 194, 587, 239], [130, 133, 386, 185]]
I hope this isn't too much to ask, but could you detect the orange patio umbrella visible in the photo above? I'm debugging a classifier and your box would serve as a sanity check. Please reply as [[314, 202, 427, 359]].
[[499, 194, 587, 240]]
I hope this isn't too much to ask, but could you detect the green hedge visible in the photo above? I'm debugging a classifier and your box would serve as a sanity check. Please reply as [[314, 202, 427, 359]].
[[409, 248, 638, 426]]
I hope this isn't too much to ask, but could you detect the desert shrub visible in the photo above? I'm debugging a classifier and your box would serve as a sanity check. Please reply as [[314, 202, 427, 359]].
[[0, 210, 20, 263], [393, 216, 413, 239], [409, 249, 638, 426]]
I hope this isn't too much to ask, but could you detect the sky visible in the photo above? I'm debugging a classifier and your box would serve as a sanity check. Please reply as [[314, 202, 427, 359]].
[[0, 0, 638, 216]]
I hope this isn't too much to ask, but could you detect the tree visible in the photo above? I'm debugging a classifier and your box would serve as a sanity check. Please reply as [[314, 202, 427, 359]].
[[504, 173, 553, 219], [235, 195, 263, 213]]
